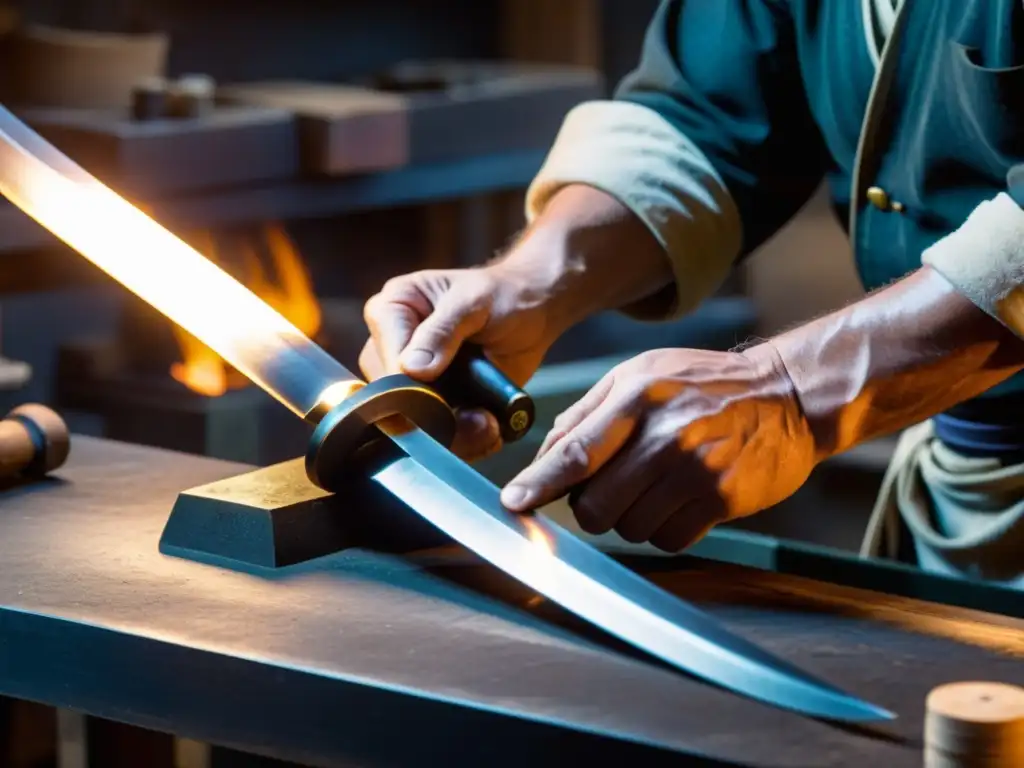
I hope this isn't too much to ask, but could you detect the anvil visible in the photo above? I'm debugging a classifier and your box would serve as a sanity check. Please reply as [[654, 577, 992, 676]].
[[159, 440, 459, 569], [0, 103, 892, 723]]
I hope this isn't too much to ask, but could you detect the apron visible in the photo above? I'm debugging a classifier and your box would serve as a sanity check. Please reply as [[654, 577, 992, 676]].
[[861, 423, 1024, 588]]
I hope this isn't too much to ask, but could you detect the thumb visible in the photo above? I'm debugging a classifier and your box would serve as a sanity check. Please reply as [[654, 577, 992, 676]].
[[400, 290, 489, 380]]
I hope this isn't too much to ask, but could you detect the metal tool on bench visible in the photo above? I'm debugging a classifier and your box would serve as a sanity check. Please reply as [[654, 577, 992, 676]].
[[0, 103, 894, 723]]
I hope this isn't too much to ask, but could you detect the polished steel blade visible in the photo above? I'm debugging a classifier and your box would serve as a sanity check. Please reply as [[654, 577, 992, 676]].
[[380, 427, 894, 723]]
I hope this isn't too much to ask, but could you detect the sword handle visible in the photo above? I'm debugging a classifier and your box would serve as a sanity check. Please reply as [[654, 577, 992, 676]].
[[307, 346, 535, 489], [432, 343, 535, 444]]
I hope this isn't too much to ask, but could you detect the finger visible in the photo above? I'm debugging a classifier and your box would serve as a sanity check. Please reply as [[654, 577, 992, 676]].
[[358, 339, 387, 381], [363, 289, 427, 374], [570, 430, 663, 536], [471, 437, 504, 463], [535, 370, 616, 460], [613, 440, 724, 543], [649, 501, 723, 553], [449, 409, 502, 461], [613, 473, 691, 544], [501, 388, 639, 512], [400, 290, 489, 380]]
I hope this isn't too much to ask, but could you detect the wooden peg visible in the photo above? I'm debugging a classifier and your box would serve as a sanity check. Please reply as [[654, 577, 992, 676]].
[[131, 75, 168, 121], [0, 403, 69, 479], [166, 73, 215, 119], [925, 682, 1024, 767]]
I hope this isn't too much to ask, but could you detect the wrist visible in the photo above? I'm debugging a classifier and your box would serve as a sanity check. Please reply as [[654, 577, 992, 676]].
[[744, 268, 1024, 464], [740, 340, 824, 464], [487, 225, 592, 337]]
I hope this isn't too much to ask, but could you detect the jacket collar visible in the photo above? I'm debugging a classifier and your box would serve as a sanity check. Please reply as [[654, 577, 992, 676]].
[[849, 0, 911, 239]]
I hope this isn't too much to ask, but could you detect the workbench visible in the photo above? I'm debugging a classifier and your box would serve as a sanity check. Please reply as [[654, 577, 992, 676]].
[[1, 437, 1023, 767]]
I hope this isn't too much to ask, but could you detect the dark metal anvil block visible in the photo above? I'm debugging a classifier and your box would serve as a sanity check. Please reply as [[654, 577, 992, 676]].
[[159, 457, 450, 569]]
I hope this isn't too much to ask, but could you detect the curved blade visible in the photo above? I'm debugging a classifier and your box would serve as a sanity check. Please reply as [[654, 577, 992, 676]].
[[381, 427, 894, 723]]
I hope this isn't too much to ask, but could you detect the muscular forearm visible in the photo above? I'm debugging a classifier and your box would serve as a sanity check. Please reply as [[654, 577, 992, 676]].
[[764, 266, 1024, 461], [494, 184, 673, 332], [518, 100, 744, 323]]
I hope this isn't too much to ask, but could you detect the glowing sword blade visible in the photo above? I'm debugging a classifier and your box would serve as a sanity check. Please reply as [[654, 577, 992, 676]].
[[0, 104, 893, 722]]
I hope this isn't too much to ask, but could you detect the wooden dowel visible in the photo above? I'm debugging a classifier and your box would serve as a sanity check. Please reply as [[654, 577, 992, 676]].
[[0, 404, 69, 479]]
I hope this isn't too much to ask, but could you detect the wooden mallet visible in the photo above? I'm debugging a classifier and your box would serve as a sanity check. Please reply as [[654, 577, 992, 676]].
[[0, 404, 69, 479]]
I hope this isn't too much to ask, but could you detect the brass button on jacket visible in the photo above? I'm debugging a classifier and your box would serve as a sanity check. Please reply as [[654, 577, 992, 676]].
[[866, 186, 890, 210], [866, 186, 904, 213]]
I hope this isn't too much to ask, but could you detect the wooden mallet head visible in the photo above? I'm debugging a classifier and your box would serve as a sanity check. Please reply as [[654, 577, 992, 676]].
[[0, 404, 69, 479]]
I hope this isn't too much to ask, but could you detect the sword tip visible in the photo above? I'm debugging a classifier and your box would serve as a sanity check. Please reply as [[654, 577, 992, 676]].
[[815, 695, 898, 724]]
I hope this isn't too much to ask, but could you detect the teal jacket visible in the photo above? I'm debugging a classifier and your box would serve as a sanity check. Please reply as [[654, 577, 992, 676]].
[[616, 0, 1024, 297]]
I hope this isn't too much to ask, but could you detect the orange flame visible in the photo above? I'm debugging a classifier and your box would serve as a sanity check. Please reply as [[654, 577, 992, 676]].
[[170, 223, 322, 396]]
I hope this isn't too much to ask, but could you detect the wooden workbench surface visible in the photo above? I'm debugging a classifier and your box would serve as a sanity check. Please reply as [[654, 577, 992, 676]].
[[0, 437, 1021, 767]]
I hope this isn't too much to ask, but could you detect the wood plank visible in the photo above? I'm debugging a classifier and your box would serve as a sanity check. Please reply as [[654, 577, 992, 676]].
[[19, 105, 299, 196], [501, 0, 602, 68], [220, 64, 601, 175], [216, 83, 408, 177]]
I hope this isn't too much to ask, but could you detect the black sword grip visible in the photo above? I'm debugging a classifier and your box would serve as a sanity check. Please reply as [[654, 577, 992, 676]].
[[432, 343, 535, 444]]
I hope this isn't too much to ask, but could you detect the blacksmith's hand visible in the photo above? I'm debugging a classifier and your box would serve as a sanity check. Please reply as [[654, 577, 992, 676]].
[[500, 344, 818, 551], [361, 184, 680, 462], [359, 263, 562, 461]]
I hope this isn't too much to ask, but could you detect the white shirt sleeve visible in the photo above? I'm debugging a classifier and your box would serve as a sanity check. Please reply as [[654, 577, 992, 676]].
[[524, 100, 743, 320], [922, 193, 1024, 338]]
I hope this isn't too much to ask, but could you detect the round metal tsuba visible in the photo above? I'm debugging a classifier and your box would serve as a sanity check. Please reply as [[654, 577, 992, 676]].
[[305, 374, 456, 492]]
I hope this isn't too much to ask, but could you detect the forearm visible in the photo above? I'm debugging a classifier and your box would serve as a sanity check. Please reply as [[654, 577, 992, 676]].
[[494, 184, 672, 333], [517, 100, 743, 323], [765, 266, 1024, 461]]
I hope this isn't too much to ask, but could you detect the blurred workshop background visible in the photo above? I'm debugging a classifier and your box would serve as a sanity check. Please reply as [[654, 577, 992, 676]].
[[0, 2, 879, 570]]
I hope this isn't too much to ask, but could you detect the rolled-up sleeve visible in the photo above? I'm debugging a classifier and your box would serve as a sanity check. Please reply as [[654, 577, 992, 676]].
[[922, 165, 1024, 338], [526, 0, 830, 320]]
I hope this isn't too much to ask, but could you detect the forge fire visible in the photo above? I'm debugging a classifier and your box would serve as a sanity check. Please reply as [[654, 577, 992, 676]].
[[170, 223, 322, 397]]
